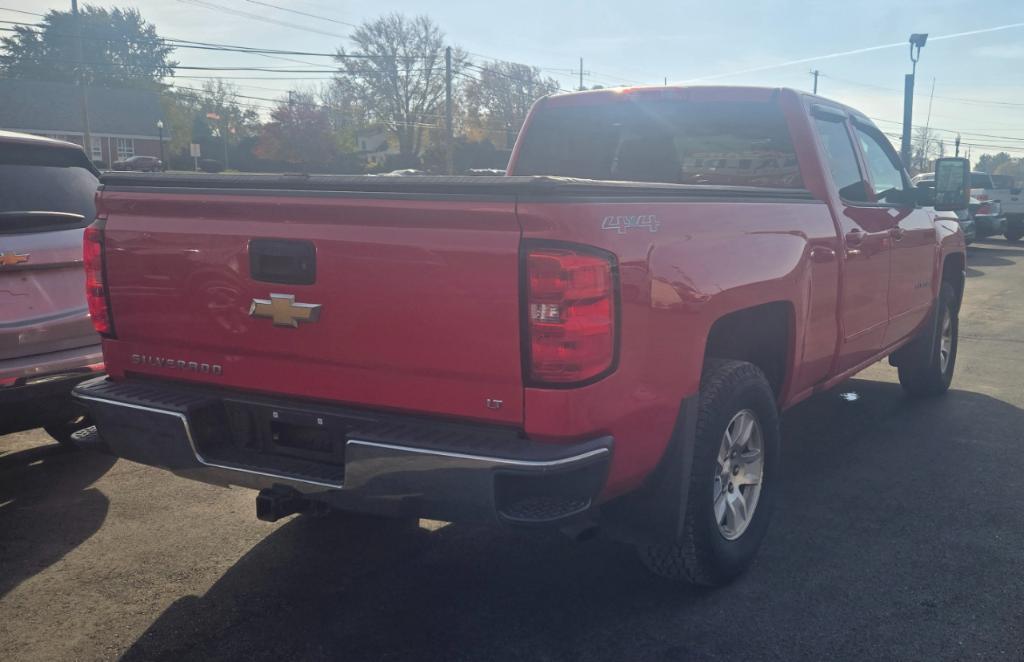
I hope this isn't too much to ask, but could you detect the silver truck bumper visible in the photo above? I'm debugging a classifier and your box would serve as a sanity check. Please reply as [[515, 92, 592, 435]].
[[73, 377, 612, 525]]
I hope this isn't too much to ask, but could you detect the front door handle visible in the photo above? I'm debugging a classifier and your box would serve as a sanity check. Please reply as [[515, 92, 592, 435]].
[[810, 246, 836, 263]]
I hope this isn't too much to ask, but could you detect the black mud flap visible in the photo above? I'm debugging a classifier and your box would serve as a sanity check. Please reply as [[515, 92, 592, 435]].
[[598, 395, 699, 545]]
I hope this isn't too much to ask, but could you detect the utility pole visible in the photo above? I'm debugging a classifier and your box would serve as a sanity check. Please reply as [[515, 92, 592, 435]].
[[222, 121, 229, 170], [445, 46, 453, 175], [571, 57, 589, 91], [811, 69, 820, 94], [71, 0, 92, 160], [955, 133, 961, 157], [900, 33, 928, 169], [664, 76, 668, 86]]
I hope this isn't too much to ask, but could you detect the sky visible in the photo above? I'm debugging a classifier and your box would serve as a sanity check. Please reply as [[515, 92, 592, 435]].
[[4, 0, 1024, 157]]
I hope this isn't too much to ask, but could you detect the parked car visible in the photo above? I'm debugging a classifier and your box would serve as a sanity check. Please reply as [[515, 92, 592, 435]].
[[380, 168, 427, 176], [991, 174, 1024, 241], [198, 158, 224, 173], [0, 131, 103, 443], [913, 174, 976, 244], [111, 155, 162, 172], [74, 86, 969, 586], [464, 168, 507, 176]]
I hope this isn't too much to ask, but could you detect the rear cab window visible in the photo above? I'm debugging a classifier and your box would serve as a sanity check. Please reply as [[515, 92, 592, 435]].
[[513, 96, 803, 189], [0, 143, 98, 234], [971, 173, 994, 189], [990, 175, 1014, 189]]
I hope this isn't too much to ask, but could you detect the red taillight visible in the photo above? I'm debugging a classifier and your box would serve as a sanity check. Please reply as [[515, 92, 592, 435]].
[[525, 245, 617, 384], [976, 193, 989, 202], [976, 203, 992, 216], [83, 225, 113, 336]]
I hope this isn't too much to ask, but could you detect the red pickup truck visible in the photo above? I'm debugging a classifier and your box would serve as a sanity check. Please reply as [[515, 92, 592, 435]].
[[74, 86, 970, 586]]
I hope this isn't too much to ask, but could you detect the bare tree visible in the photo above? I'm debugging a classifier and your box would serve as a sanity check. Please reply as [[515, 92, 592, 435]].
[[333, 14, 465, 160], [912, 125, 941, 174], [463, 62, 561, 149]]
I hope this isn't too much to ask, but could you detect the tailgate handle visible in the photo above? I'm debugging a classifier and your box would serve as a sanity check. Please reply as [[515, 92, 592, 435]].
[[249, 239, 316, 285]]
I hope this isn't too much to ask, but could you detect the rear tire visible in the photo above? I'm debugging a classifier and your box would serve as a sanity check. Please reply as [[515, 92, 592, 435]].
[[1005, 218, 1023, 242], [638, 359, 780, 586], [898, 282, 958, 397]]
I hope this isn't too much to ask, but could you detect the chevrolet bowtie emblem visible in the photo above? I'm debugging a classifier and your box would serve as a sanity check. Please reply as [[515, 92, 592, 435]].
[[249, 293, 322, 328], [0, 251, 29, 267]]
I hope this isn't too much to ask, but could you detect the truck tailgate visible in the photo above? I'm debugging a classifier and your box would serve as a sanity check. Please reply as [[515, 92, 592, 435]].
[[99, 191, 524, 424]]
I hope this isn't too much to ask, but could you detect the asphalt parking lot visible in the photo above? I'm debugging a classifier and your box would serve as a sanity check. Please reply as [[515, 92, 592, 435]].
[[3, 238, 1023, 661]]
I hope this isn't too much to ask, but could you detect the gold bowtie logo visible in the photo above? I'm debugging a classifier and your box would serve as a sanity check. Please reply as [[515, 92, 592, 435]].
[[0, 251, 29, 267], [249, 293, 322, 328]]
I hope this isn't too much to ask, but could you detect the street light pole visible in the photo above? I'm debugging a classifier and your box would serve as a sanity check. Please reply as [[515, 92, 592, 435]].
[[900, 33, 928, 170], [156, 120, 164, 171]]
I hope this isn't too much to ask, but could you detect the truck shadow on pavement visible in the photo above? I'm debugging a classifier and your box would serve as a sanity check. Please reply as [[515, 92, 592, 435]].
[[0, 434, 115, 599], [966, 243, 1021, 275], [120, 378, 1024, 662]]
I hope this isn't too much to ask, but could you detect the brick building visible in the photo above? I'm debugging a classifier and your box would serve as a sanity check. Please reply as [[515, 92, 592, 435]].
[[0, 79, 167, 165]]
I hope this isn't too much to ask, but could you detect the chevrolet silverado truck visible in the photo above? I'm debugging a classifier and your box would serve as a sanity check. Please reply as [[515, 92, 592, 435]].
[[74, 87, 971, 586]]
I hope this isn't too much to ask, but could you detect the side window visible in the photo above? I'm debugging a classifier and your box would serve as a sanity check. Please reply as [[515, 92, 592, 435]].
[[854, 126, 906, 203], [812, 117, 869, 202]]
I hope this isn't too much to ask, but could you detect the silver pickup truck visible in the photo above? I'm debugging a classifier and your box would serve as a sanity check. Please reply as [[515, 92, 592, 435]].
[[991, 174, 1024, 242]]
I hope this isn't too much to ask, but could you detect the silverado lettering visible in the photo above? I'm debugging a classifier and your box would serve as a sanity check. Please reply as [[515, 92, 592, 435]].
[[75, 85, 969, 587], [130, 354, 223, 375]]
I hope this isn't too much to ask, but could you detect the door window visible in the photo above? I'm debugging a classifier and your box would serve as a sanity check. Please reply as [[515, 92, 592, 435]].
[[812, 116, 869, 202], [854, 126, 906, 204]]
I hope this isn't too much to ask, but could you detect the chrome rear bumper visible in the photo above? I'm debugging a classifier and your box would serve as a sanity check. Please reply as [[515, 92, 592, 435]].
[[73, 377, 612, 524]]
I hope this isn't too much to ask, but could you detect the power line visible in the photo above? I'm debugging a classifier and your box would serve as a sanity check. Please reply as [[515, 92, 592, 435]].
[[870, 116, 1024, 145], [0, 6, 43, 17], [242, 0, 358, 29], [464, 62, 572, 94], [589, 69, 648, 86], [0, 20, 410, 58], [174, 0, 350, 40], [175, 74, 338, 81], [820, 72, 1024, 109]]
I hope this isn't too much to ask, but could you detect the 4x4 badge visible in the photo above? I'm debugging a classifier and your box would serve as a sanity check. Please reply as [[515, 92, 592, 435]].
[[249, 293, 322, 328], [0, 251, 29, 267]]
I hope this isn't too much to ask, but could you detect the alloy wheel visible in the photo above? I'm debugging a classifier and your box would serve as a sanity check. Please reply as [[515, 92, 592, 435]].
[[713, 409, 765, 540]]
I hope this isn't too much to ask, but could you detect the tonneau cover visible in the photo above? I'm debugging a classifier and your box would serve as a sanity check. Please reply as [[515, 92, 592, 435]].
[[100, 172, 814, 200]]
